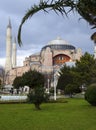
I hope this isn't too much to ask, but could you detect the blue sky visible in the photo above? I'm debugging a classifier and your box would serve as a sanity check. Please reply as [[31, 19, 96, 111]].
[[0, 0, 95, 67]]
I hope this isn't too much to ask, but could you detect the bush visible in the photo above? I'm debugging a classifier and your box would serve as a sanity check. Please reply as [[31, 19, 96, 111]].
[[65, 84, 81, 98], [49, 87, 54, 94], [48, 98, 68, 103], [27, 85, 50, 110], [85, 84, 96, 106]]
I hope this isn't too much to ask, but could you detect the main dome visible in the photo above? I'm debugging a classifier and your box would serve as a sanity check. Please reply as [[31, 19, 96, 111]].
[[42, 37, 75, 50]]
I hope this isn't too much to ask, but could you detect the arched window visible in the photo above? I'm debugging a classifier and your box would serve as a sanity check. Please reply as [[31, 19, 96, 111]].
[[53, 54, 70, 65]]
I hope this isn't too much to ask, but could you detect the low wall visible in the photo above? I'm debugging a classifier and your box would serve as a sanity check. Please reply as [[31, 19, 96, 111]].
[[0, 95, 27, 101]]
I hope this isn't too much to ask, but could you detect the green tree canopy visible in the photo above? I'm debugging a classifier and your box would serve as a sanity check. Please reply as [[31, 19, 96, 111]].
[[77, 0, 96, 29], [85, 84, 96, 106], [65, 84, 80, 98], [57, 65, 72, 90], [57, 52, 96, 92], [76, 52, 96, 86], [22, 70, 45, 89], [23, 70, 49, 110], [57, 65, 80, 91], [27, 85, 49, 110], [13, 76, 24, 89]]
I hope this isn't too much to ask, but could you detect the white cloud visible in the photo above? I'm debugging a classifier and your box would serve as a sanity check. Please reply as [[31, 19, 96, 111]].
[[0, 0, 95, 67], [0, 58, 5, 67]]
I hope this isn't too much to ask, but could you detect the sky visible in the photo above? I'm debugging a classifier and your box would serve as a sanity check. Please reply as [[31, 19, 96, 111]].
[[0, 0, 95, 67]]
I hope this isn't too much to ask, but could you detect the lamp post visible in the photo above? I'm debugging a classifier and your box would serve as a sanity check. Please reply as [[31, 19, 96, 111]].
[[53, 71, 60, 100], [47, 78, 50, 94], [54, 74, 56, 100]]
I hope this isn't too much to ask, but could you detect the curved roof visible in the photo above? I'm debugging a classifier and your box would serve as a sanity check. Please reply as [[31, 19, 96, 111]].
[[42, 37, 75, 51], [47, 36, 70, 45]]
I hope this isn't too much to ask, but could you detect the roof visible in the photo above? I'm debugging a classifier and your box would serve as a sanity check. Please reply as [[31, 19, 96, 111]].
[[42, 37, 75, 51], [47, 37, 70, 45], [30, 52, 40, 57]]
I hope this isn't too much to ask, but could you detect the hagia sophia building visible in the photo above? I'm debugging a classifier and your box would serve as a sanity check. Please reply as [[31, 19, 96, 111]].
[[5, 20, 82, 87]]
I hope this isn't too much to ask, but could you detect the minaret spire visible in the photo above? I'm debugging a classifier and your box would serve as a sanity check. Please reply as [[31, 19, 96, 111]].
[[7, 18, 11, 28], [5, 18, 12, 73]]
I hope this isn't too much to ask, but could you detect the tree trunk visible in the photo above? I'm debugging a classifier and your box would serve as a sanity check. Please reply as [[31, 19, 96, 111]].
[[70, 93, 73, 98], [35, 103, 41, 110]]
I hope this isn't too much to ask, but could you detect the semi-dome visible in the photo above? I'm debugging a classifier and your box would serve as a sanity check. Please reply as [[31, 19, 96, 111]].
[[42, 37, 75, 51]]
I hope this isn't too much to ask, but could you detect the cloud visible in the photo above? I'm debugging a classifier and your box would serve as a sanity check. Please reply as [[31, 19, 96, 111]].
[[0, 58, 5, 67], [0, 0, 95, 67]]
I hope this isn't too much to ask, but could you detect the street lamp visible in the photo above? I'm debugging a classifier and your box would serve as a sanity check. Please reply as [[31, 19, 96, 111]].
[[47, 78, 50, 94], [53, 71, 60, 100], [54, 75, 56, 100]]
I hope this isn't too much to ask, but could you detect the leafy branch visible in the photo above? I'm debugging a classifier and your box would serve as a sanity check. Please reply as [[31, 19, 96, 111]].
[[18, 0, 75, 46], [18, 0, 96, 46]]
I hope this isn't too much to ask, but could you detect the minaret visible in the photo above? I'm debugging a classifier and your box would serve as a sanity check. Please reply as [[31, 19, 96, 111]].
[[12, 37, 17, 68], [5, 19, 12, 73]]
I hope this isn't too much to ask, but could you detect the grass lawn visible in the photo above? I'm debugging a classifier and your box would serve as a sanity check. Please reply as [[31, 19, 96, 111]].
[[0, 98, 96, 130]]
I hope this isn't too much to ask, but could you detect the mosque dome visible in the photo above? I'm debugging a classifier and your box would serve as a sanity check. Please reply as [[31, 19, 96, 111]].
[[42, 37, 75, 51]]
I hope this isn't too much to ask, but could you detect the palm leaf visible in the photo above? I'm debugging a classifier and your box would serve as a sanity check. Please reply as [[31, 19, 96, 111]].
[[18, 0, 96, 46], [91, 32, 96, 43], [18, 0, 75, 46]]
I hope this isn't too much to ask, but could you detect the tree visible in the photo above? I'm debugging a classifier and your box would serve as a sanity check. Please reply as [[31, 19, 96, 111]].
[[22, 70, 49, 110], [77, 0, 96, 29], [65, 84, 80, 98], [17, 0, 96, 45], [57, 52, 96, 93], [13, 76, 24, 89], [27, 85, 49, 110], [91, 32, 96, 43], [57, 65, 80, 91], [22, 70, 45, 90], [85, 84, 96, 106], [76, 52, 96, 86], [13, 76, 24, 94], [0, 66, 5, 86], [57, 65, 72, 90]]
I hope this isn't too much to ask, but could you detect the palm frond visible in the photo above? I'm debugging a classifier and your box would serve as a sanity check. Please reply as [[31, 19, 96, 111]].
[[76, 0, 96, 29], [91, 32, 96, 43], [18, 0, 75, 46]]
